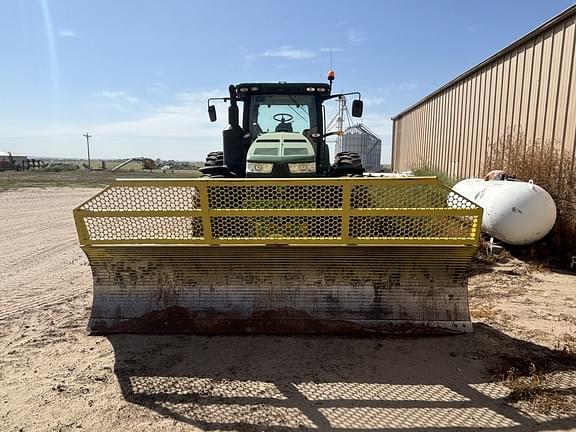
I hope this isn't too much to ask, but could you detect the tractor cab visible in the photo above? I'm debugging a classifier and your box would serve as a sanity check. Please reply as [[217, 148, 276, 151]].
[[205, 73, 363, 177]]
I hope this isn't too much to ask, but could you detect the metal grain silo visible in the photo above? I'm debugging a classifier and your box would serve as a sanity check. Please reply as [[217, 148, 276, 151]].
[[338, 124, 382, 172]]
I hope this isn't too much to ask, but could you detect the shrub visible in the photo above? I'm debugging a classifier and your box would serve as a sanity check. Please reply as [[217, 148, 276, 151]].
[[41, 164, 78, 172], [485, 132, 576, 257], [412, 165, 458, 187]]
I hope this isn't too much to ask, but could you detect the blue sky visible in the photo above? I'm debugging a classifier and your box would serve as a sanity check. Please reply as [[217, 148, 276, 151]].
[[1, 0, 574, 163]]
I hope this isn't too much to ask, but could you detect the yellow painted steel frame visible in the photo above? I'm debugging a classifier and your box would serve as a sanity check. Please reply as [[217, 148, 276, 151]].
[[74, 176, 482, 335], [74, 177, 482, 246]]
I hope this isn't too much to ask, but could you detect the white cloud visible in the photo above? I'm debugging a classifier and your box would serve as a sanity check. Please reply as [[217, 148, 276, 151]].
[[389, 80, 426, 91], [0, 91, 229, 161], [174, 90, 221, 103], [99, 90, 139, 104], [262, 46, 317, 60], [348, 29, 366, 44], [57, 29, 76, 38], [146, 81, 166, 95], [363, 96, 386, 107], [362, 114, 393, 137], [0, 90, 393, 164], [320, 47, 343, 52], [87, 91, 226, 159]]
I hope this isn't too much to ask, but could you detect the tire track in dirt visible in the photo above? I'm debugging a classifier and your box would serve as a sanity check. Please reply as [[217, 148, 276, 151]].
[[0, 289, 88, 321], [0, 221, 71, 242], [0, 238, 78, 275], [0, 188, 96, 322]]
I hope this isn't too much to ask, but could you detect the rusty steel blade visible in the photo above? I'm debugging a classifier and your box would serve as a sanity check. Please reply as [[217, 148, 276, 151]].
[[84, 245, 474, 334]]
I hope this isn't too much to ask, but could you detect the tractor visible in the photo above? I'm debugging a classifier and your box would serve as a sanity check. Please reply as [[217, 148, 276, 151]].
[[73, 72, 482, 334], [202, 71, 363, 178]]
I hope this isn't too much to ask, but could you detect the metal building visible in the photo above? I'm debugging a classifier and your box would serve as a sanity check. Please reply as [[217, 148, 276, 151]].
[[391, 5, 576, 178], [337, 123, 382, 172], [0, 151, 28, 170]]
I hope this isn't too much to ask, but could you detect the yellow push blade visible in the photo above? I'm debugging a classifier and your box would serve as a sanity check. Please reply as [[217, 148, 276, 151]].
[[74, 177, 482, 334]]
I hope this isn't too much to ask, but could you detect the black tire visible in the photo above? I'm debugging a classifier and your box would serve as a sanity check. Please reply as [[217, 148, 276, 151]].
[[331, 151, 364, 176], [205, 150, 223, 167], [198, 165, 238, 178], [334, 151, 361, 166]]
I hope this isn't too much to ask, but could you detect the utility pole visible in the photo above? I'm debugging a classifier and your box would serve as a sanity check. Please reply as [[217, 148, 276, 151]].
[[83, 133, 92, 170]]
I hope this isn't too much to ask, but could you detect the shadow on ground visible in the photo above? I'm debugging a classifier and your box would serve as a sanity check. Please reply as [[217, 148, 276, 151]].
[[108, 324, 576, 432]]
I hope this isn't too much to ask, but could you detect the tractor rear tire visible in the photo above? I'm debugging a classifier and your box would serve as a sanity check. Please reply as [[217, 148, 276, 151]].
[[205, 151, 224, 167], [332, 151, 364, 176]]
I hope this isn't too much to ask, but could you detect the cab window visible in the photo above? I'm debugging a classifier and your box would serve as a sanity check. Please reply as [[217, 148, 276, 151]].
[[249, 95, 316, 136]]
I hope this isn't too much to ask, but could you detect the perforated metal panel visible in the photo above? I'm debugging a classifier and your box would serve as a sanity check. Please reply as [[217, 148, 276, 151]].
[[74, 177, 481, 245]]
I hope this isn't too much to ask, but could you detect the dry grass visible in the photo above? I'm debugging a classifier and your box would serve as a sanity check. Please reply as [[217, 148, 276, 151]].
[[0, 169, 201, 190], [486, 132, 576, 257], [412, 164, 458, 187], [470, 305, 497, 319], [556, 335, 576, 361], [492, 356, 575, 415], [506, 377, 572, 415]]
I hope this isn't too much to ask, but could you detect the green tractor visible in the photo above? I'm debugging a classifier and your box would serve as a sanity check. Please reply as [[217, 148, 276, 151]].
[[202, 72, 364, 178], [73, 72, 482, 335]]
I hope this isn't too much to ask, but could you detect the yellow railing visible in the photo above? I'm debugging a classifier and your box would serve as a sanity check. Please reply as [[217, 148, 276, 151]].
[[74, 177, 482, 246]]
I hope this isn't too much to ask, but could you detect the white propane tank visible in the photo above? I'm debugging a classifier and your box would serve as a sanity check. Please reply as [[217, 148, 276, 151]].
[[451, 178, 557, 245]]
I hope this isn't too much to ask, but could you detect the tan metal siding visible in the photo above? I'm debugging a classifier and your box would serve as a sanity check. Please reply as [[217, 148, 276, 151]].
[[462, 79, 471, 178], [495, 58, 504, 153], [527, 35, 543, 157], [430, 96, 438, 165], [562, 19, 576, 172], [444, 89, 454, 172], [392, 7, 576, 178], [513, 47, 526, 140], [476, 67, 487, 174], [555, 19, 575, 159]]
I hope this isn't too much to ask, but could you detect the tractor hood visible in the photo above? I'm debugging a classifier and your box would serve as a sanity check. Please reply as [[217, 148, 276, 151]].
[[247, 132, 315, 163]]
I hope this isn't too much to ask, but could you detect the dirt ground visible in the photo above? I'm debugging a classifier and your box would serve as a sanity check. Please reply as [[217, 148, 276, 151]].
[[0, 187, 575, 432]]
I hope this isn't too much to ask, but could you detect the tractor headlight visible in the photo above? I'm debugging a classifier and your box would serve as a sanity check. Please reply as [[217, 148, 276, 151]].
[[246, 162, 273, 174], [288, 162, 316, 174]]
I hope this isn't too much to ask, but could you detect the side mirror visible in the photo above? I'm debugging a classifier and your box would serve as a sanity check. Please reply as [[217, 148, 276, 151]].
[[352, 99, 363, 118], [208, 105, 217, 122]]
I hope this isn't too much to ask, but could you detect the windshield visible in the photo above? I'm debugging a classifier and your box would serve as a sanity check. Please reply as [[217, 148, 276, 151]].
[[248, 95, 317, 137]]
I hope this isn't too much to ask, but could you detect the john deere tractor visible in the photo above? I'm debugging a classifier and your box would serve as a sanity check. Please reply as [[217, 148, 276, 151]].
[[202, 72, 364, 178], [73, 72, 482, 335]]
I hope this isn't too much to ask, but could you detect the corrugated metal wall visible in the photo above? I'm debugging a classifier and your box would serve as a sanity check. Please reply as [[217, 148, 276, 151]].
[[392, 6, 576, 179]]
